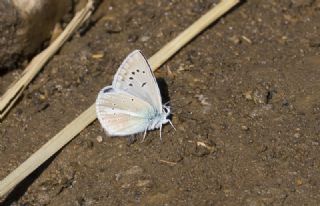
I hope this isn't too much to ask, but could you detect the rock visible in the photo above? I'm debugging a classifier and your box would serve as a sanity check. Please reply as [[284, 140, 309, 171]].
[[128, 34, 138, 43], [136, 179, 153, 188], [293, 133, 301, 138], [193, 140, 217, 157], [244, 91, 253, 100], [140, 35, 150, 42], [252, 89, 267, 104], [241, 125, 249, 131], [96, 135, 103, 143], [229, 35, 241, 44], [0, 0, 72, 70]]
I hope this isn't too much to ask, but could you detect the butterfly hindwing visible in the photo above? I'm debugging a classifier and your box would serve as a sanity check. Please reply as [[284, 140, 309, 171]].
[[112, 50, 162, 113], [96, 86, 152, 136]]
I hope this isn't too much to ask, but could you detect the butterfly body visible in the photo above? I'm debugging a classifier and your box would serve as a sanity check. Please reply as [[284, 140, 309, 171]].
[[96, 50, 173, 140], [146, 105, 171, 131]]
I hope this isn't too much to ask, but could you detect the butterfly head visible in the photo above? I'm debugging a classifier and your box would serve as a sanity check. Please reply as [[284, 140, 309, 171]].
[[160, 104, 176, 132], [161, 104, 171, 123]]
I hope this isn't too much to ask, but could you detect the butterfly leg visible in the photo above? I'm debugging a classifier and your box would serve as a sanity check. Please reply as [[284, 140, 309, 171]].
[[159, 124, 163, 142], [141, 128, 148, 142], [168, 120, 176, 131]]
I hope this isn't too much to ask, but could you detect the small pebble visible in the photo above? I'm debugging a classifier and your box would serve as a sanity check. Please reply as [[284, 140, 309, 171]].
[[241, 125, 249, 131], [128, 34, 138, 43], [293, 133, 301, 138], [229, 35, 241, 44], [296, 178, 303, 186], [136, 179, 153, 188], [96, 135, 103, 143], [140, 36, 150, 42], [244, 91, 253, 100], [252, 89, 267, 104]]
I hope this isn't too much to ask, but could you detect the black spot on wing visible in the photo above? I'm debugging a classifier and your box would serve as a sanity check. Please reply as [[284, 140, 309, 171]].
[[141, 82, 147, 87], [136, 69, 140, 72], [129, 77, 134, 80], [103, 87, 114, 93], [131, 72, 135, 75]]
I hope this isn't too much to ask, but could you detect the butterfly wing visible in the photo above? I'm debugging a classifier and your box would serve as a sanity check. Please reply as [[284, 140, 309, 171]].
[[96, 86, 153, 136], [112, 50, 162, 113]]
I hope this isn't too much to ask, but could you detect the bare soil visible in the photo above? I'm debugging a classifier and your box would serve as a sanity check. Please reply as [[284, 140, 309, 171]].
[[1, 0, 320, 205]]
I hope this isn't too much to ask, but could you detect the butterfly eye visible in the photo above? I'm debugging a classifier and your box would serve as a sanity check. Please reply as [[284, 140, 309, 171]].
[[163, 107, 168, 113]]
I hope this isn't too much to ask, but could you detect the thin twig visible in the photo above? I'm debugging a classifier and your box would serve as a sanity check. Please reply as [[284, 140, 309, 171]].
[[0, 0, 240, 198], [159, 159, 178, 166], [0, 0, 95, 120]]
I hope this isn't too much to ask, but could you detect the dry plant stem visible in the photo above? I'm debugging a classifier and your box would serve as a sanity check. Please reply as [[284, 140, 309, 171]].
[[0, 0, 240, 199], [0, 0, 95, 120]]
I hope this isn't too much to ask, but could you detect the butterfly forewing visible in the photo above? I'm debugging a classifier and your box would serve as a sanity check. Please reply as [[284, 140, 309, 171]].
[[96, 86, 152, 136], [112, 50, 162, 113]]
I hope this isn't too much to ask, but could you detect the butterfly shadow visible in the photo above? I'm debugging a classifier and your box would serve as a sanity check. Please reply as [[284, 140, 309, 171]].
[[156, 77, 171, 106]]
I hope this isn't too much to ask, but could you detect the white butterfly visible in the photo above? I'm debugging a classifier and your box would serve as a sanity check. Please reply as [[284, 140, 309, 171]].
[[96, 50, 174, 141]]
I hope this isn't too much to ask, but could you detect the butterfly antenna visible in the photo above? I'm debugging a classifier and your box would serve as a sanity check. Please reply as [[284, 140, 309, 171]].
[[169, 120, 176, 131], [163, 99, 177, 105]]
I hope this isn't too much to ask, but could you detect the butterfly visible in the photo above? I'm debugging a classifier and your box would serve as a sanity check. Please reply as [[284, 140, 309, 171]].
[[95, 50, 174, 141]]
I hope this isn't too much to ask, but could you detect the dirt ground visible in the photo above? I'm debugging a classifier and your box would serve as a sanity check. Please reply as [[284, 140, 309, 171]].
[[1, 0, 320, 205]]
